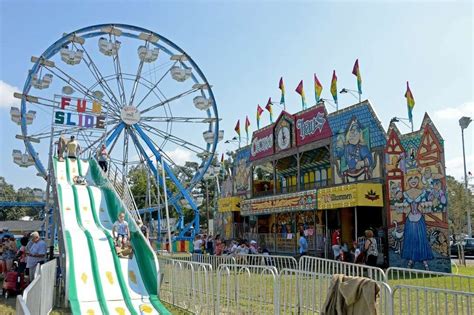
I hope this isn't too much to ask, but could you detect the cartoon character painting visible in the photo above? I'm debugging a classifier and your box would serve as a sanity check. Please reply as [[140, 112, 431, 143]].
[[385, 117, 450, 272], [401, 169, 433, 269], [335, 118, 374, 182]]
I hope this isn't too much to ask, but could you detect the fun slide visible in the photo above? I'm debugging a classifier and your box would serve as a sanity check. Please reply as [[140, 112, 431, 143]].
[[53, 157, 170, 315]]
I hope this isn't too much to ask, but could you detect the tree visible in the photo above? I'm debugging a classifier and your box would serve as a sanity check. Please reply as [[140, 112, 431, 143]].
[[0, 177, 44, 220], [447, 175, 473, 235]]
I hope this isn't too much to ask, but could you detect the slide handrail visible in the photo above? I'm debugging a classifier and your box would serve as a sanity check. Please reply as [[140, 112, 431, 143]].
[[98, 159, 141, 222]]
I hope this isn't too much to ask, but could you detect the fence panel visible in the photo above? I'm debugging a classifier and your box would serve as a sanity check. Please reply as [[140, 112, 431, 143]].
[[386, 267, 474, 293], [234, 254, 298, 271], [299, 255, 386, 282], [16, 295, 31, 315], [191, 254, 236, 270], [278, 269, 332, 314], [216, 264, 278, 315], [158, 259, 214, 314], [22, 271, 41, 315], [391, 285, 474, 315], [39, 259, 57, 315]]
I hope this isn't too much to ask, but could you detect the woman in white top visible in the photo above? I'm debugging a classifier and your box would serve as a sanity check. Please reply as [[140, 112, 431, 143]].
[[364, 230, 378, 267]]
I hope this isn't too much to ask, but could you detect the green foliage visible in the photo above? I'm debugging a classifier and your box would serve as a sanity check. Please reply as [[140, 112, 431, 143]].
[[447, 175, 473, 235], [0, 176, 43, 220]]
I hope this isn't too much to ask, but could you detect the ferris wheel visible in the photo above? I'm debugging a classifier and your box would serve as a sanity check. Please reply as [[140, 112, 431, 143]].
[[13, 23, 223, 237]]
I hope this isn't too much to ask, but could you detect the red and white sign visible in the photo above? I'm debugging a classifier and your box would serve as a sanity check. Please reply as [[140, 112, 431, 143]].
[[250, 126, 274, 161], [294, 106, 332, 146]]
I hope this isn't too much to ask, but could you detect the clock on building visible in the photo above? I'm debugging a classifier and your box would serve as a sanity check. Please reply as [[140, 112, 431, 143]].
[[277, 125, 291, 150]]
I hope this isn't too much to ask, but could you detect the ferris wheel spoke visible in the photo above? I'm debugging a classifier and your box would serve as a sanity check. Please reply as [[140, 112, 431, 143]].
[[107, 125, 124, 157], [122, 127, 130, 181], [140, 116, 218, 124], [43, 65, 121, 113], [77, 125, 118, 155], [139, 87, 199, 115], [139, 122, 207, 153], [111, 41, 127, 106], [135, 60, 178, 109], [76, 42, 123, 109]]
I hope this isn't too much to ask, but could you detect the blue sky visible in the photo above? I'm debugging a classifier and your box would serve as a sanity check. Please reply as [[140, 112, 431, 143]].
[[0, 0, 472, 190]]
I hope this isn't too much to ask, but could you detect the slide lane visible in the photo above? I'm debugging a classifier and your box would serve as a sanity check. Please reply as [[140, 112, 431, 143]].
[[78, 159, 164, 315], [85, 158, 169, 314]]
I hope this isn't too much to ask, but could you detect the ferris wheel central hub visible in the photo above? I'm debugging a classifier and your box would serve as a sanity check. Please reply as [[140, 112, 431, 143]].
[[120, 106, 141, 125]]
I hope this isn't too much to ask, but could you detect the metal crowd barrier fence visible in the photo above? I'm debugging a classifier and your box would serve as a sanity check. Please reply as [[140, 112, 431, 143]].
[[216, 264, 278, 314], [391, 285, 474, 315], [157, 258, 214, 314], [278, 268, 332, 314], [386, 267, 474, 293], [234, 254, 298, 271], [191, 253, 237, 270], [299, 255, 386, 282]]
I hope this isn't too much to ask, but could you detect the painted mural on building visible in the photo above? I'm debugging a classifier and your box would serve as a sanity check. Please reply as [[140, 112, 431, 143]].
[[234, 146, 251, 195], [329, 102, 386, 184], [385, 114, 450, 272]]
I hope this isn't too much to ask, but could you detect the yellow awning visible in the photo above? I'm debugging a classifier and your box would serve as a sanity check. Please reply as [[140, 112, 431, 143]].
[[318, 183, 383, 209]]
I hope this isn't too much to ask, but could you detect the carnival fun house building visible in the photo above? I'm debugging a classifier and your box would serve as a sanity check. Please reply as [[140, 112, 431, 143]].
[[215, 100, 450, 272]]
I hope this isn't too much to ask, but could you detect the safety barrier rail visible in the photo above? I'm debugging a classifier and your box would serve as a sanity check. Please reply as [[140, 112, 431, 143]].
[[157, 255, 473, 315], [386, 267, 474, 293], [16, 259, 57, 315], [216, 264, 278, 314], [299, 255, 386, 282], [234, 254, 298, 271], [102, 160, 140, 222], [391, 285, 474, 315]]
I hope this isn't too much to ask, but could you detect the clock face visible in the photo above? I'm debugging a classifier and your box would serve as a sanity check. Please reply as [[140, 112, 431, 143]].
[[277, 126, 291, 150]]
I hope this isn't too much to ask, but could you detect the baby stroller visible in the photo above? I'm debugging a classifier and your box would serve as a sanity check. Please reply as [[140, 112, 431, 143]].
[[1, 261, 28, 298]]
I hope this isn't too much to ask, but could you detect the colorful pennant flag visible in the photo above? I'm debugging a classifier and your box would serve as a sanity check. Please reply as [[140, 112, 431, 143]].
[[352, 59, 362, 95], [330, 70, 338, 106], [405, 81, 415, 123], [265, 97, 273, 123], [234, 119, 240, 141], [256, 104, 264, 129], [279, 77, 285, 106], [245, 116, 251, 142], [295, 80, 307, 110], [314, 74, 323, 103]]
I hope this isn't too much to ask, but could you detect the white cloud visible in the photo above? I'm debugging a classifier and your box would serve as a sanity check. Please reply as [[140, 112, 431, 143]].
[[165, 147, 194, 166], [0, 80, 21, 109], [433, 101, 474, 121], [446, 153, 474, 181]]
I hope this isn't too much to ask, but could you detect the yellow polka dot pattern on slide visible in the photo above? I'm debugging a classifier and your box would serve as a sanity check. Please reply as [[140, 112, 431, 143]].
[[106, 271, 114, 285], [86, 309, 94, 315], [83, 206, 88, 212], [115, 307, 126, 315], [81, 273, 88, 284], [140, 304, 153, 313]]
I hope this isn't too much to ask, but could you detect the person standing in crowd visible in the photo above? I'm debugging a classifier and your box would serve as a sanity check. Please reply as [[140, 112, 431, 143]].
[[299, 232, 308, 257], [17, 237, 29, 273], [2, 237, 17, 274], [364, 230, 378, 267], [97, 144, 108, 172], [214, 235, 223, 256], [249, 240, 258, 254], [67, 136, 80, 159], [206, 235, 214, 255], [331, 228, 341, 260], [193, 235, 203, 254], [26, 232, 46, 280]]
